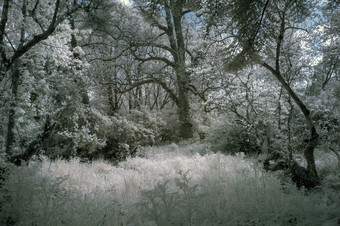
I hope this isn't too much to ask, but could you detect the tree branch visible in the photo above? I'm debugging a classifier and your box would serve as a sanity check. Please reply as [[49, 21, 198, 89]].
[[284, 26, 309, 33], [182, 9, 191, 15], [130, 48, 175, 68], [118, 78, 179, 105], [7, 0, 82, 68], [251, 0, 270, 45], [137, 5, 168, 32], [188, 84, 207, 102], [131, 42, 176, 56], [276, 12, 285, 72]]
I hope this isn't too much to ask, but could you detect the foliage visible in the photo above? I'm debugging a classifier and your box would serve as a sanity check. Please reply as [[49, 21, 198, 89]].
[[138, 170, 201, 226], [42, 108, 182, 162], [206, 116, 261, 155], [0, 17, 90, 153]]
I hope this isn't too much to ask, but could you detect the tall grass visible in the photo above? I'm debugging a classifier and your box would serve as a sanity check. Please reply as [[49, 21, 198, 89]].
[[1, 143, 339, 225]]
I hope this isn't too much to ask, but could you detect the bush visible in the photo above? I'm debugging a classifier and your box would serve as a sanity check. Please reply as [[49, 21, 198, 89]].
[[157, 107, 182, 143], [42, 107, 107, 160], [43, 108, 172, 162], [39, 106, 191, 162], [206, 118, 260, 155]]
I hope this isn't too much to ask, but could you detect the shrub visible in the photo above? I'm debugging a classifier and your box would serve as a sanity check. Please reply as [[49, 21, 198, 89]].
[[157, 107, 182, 143], [206, 118, 260, 155], [43, 109, 170, 162]]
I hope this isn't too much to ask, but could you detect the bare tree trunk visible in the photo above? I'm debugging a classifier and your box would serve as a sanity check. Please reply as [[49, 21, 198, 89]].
[[277, 86, 283, 130], [5, 62, 20, 155], [177, 75, 192, 138], [107, 64, 119, 115], [287, 96, 294, 160], [4, 0, 26, 155], [173, 14, 193, 139], [0, 0, 10, 75], [70, 8, 90, 105], [107, 83, 116, 116]]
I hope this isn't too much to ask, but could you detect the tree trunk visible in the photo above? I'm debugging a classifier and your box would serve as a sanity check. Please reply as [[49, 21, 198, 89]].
[[260, 11, 319, 178], [70, 9, 90, 105], [173, 14, 193, 139], [277, 86, 283, 130], [177, 75, 193, 139], [5, 62, 20, 155], [0, 0, 10, 73], [287, 96, 294, 160], [107, 83, 117, 116], [261, 62, 319, 179], [5, 0, 27, 155], [134, 0, 193, 139]]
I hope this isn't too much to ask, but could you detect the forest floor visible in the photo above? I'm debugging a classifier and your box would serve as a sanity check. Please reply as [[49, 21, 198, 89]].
[[1, 142, 340, 226]]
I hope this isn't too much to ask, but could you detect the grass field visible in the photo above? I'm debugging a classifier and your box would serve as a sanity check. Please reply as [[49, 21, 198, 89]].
[[1, 142, 340, 226]]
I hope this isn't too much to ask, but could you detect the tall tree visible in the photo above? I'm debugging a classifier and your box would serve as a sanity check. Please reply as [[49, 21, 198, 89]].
[[206, 0, 321, 183], [131, 0, 204, 138]]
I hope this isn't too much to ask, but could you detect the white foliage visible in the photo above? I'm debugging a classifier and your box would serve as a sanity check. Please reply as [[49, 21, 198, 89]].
[[1, 143, 339, 225]]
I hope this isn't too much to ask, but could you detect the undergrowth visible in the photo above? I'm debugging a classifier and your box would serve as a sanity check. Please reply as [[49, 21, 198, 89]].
[[1, 143, 339, 226]]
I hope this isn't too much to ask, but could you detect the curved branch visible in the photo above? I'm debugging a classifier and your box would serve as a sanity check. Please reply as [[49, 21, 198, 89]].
[[284, 26, 309, 33], [118, 78, 179, 105], [87, 48, 129, 63], [182, 9, 191, 16], [130, 48, 175, 68], [131, 42, 176, 56]]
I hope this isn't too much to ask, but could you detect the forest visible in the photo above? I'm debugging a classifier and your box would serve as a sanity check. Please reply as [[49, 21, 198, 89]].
[[0, 0, 339, 225]]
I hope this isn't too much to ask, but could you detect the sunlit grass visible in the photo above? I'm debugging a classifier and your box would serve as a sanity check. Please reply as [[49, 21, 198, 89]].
[[1, 142, 339, 225]]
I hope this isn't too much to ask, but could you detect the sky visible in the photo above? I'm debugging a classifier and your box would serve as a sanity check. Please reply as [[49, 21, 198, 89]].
[[119, 0, 131, 6]]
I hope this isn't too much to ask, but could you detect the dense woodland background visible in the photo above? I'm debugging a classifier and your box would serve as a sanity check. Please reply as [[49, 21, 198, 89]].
[[0, 0, 340, 225]]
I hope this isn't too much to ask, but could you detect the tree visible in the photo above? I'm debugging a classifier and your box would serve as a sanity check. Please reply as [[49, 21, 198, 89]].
[[129, 0, 206, 139], [82, 0, 214, 139], [205, 0, 321, 186], [255, 1, 319, 180], [307, 1, 340, 165], [0, 0, 94, 159]]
